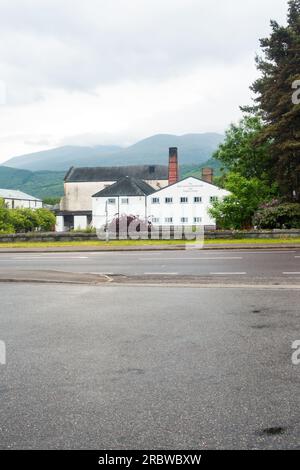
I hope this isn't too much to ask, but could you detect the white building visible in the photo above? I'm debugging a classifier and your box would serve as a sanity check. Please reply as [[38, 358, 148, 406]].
[[92, 176, 155, 229], [92, 176, 230, 231], [0, 188, 43, 209], [56, 164, 168, 231], [56, 147, 230, 232], [148, 177, 230, 229]]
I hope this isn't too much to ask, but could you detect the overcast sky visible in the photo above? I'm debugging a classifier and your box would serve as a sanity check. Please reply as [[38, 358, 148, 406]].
[[0, 0, 288, 163]]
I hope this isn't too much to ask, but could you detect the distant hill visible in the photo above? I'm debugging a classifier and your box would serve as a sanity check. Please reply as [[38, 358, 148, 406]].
[[181, 157, 223, 179], [3, 133, 224, 171], [0, 166, 65, 199], [4, 145, 123, 172]]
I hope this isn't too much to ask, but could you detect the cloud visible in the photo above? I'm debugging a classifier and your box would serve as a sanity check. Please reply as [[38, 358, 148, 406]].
[[0, 0, 288, 162]]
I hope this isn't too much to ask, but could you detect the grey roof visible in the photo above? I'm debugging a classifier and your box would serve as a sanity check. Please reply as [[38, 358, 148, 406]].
[[0, 188, 41, 201], [92, 176, 156, 198], [64, 165, 168, 182]]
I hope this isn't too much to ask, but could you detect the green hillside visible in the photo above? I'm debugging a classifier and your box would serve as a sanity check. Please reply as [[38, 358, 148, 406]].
[[181, 158, 222, 179], [0, 166, 65, 200]]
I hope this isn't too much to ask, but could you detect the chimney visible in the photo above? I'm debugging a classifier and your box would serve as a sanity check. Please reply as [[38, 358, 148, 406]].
[[168, 147, 179, 185], [201, 167, 214, 184]]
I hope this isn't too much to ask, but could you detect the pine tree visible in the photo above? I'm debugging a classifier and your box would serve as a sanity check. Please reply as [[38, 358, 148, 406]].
[[250, 0, 300, 201]]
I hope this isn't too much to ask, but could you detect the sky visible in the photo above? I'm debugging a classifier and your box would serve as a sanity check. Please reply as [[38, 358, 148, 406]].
[[0, 0, 288, 163]]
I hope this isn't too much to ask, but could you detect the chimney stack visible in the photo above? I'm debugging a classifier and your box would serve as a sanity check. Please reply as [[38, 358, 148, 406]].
[[201, 167, 213, 184], [168, 147, 179, 185]]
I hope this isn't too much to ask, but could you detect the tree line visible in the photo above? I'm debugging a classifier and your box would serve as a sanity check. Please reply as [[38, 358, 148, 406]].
[[210, 0, 300, 229]]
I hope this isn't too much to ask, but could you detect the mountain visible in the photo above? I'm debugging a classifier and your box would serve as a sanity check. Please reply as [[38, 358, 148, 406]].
[[0, 166, 65, 199], [3, 145, 123, 172], [3, 133, 224, 171]]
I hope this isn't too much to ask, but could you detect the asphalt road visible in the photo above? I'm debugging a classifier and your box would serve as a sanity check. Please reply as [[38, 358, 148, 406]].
[[0, 283, 300, 449], [0, 249, 300, 278]]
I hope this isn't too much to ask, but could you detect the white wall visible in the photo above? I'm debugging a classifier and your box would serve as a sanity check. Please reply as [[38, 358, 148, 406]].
[[60, 181, 116, 212], [4, 198, 42, 209], [61, 179, 168, 211], [74, 215, 88, 230], [92, 195, 147, 229], [147, 177, 230, 227], [55, 215, 64, 232]]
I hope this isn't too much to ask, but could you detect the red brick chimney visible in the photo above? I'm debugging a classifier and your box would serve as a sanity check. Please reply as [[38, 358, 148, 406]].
[[168, 147, 179, 185], [201, 167, 214, 184]]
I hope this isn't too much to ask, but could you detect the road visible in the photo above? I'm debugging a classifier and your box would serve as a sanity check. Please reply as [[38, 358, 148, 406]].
[[0, 283, 300, 449], [0, 249, 300, 278], [0, 249, 300, 450]]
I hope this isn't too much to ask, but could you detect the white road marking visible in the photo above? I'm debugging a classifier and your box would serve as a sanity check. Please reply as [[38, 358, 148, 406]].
[[283, 272, 300, 275], [210, 272, 247, 275], [206, 251, 297, 254], [5, 256, 89, 260], [140, 257, 243, 261], [144, 272, 179, 275]]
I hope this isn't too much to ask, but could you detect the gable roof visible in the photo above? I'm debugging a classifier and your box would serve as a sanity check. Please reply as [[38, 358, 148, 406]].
[[0, 188, 41, 201], [149, 176, 230, 195], [64, 165, 168, 182], [92, 176, 156, 198]]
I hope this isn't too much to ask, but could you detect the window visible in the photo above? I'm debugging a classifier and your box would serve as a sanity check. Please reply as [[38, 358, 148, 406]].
[[180, 197, 188, 204], [165, 217, 173, 223], [108, 198, 116, 204], [165, 197, 173, 204], [210, 196, 218, 203], [121, 198, 129, 204], [181, 217, 188, 223], [194, 217, 202, 223], [152, 217, 159, 223], [152, 197, 160, 204], [194, 197, 202, 203]]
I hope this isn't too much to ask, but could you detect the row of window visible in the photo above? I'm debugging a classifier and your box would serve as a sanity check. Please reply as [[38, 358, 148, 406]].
[[107, 196, 218, 205], [152, 217, 202, 224], [152, 196, 198, 204]]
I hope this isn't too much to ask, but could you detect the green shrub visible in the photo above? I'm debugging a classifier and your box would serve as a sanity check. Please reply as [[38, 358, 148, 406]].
[[70, 226, 96, 234], [253, 203, 300, 229], [35, 208, 56, 231], [0, 200, 56, 234], [208, 172, 277, 229]]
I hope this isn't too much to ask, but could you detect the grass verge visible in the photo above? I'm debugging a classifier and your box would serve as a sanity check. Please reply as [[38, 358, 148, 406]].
[[0, 238, 299, 248]]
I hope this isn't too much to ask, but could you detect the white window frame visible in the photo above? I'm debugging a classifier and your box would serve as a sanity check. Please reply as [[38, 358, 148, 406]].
[[121, 198, 129, 204], [165, 197, 173, 204], [194, 197, 202, 203], [194, 217, 202, 223], [152, 197, 160, 204], [181, 217, 188, 223], [165, 217, 173, 223], [107, 198, 116, 205], [180, 197, 188, 204]]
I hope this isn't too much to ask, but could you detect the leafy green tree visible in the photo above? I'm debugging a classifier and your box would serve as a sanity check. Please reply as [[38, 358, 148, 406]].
[[213, 115, 272, 181], [253, 202, 300, 229], [42, 197, 61, 206], [0, 198, 15, 233], [35, 208, 56, 231], [8, 209, 35, 233], [208, 173, 277, 229], [6, 207, 55, 233], [249, 0, 300, 201]]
